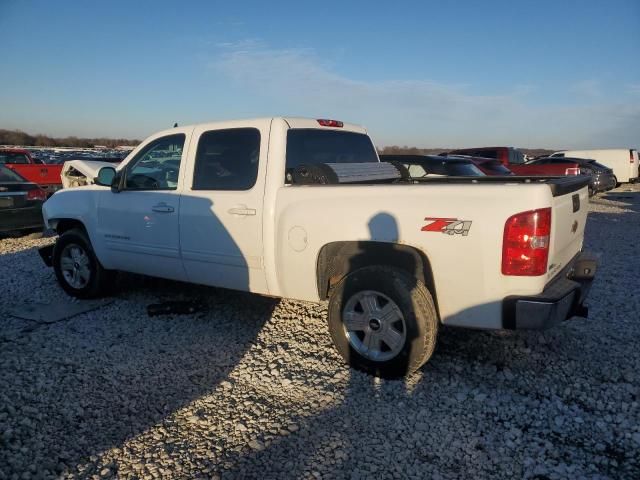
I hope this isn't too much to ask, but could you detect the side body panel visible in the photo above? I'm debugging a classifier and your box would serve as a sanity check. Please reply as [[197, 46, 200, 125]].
[[269, 182, 574, 330], [6, 164, 63, 188], [509, 162, 578, 176]]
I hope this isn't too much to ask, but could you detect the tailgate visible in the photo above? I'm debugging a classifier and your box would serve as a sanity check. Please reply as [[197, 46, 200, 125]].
[[547, 176, 590, 277]]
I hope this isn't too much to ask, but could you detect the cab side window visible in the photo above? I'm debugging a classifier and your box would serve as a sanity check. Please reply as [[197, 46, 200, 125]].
[[124, 134, 185, 190], [192, 128, 260, 191]]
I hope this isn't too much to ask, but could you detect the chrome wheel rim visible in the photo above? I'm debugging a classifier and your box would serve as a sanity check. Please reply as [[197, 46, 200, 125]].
[[342, 290, 406, 362], [60, 244, 91, 289]]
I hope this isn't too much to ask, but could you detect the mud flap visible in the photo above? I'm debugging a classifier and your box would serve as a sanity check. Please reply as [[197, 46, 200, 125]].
[[38, 244, 54, 267]]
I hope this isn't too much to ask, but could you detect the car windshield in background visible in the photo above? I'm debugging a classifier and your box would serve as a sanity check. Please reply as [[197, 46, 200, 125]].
[[0, 152, 30, 164], [0, 165, 27, 182], [286, 130, 378, 173], [483, 162, 513, 175], [590, 161, 611, 171], [442, 162, 485, 176]]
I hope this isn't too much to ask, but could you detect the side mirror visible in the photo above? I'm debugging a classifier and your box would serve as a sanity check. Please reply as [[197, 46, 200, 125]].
[[94, 166, 117, 189]]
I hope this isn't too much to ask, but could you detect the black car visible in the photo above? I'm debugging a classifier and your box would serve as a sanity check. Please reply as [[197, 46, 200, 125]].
[[380, 154, 485, 177], [0, 166, 46, 233], [528, 157, 617, 195]]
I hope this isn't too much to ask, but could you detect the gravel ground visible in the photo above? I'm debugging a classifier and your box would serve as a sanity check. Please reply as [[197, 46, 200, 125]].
[[1, 185, 639, 480]]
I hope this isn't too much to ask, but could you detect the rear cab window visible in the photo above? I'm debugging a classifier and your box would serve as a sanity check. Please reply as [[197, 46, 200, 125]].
[[509, 149, 526, 165], [285, 129, 378, 183]]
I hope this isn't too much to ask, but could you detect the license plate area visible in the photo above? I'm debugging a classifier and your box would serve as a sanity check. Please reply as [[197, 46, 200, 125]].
[[0, 197, 14, 208]]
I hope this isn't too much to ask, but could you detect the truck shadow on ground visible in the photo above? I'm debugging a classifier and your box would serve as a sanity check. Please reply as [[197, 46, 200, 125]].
[[0, 270, 280, 477]]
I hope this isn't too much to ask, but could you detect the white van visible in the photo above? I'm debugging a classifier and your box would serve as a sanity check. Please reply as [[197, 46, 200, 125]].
[[550, 149, 639, 184]]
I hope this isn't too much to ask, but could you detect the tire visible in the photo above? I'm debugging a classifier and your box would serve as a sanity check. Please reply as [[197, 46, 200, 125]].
[[327, 266, 438, 378], [52, 228, 114, 298]]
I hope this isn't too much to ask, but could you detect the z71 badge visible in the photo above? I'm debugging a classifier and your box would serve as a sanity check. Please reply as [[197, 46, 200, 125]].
[[421, 217, 472, 236]]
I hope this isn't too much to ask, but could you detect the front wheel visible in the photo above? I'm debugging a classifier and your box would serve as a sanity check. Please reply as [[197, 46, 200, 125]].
[[327, 266, 438, 378], [53, 228, 114, 298]]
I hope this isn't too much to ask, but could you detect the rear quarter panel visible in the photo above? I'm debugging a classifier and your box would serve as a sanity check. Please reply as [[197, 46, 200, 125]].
[[272, 182, 562, 329]]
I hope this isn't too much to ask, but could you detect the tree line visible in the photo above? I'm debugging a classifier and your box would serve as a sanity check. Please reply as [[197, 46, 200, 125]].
[[0, 129, 140, 148]]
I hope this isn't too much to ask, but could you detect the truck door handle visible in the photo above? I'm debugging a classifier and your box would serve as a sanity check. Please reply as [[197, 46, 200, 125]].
[[228, 206, 256, 216], [151, 203, 175, 213]]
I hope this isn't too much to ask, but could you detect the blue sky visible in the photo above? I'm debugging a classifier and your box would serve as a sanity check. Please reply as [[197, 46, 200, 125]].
[[0, 0, 638, 148]]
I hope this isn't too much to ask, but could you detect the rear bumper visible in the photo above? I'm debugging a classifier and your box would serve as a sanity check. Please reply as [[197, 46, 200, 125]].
[[502, 252, 597, 330], [0, 207, 44, 233]]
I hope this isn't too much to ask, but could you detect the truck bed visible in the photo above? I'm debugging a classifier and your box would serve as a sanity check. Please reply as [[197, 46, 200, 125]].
[[293, 173, 591, 197]]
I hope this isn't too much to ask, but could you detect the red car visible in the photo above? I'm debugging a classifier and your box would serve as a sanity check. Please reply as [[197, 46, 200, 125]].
[[0, 148, 63, 196], [445, 146, 582, 176]]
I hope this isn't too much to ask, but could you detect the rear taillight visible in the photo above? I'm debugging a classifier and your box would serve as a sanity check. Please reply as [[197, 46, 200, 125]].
[[26, 188, 47, 201], [317, 119, 344, 128], [564, 167, 580, 175], [502, 208, 551, 276]]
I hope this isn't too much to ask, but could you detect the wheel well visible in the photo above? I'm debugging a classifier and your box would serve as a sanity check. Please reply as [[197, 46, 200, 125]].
[[317, 241, 438, 303], [51, 218, 86, 235]]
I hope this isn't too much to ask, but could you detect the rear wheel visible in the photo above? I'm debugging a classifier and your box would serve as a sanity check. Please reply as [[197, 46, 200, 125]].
[[53, 228, 114, 298], [327, 266, 438, 378]]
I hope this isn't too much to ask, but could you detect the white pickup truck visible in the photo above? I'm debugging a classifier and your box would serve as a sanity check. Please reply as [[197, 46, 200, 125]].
[[40, 117, 596, 377]]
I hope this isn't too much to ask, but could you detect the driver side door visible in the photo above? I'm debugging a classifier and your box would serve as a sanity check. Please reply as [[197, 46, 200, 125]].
[[96, 130, 191, 281]]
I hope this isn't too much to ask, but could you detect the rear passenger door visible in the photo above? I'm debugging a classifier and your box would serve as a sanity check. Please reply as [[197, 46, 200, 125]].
[[179, 121, 271, 294]]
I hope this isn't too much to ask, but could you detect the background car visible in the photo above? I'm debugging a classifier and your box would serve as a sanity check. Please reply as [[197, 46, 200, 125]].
[[528, 157, 617, 195], [0, 165, 46, 234], [437, 154, 514, 175], [549, 149, 638, 184], [380, 154, 486, 177]]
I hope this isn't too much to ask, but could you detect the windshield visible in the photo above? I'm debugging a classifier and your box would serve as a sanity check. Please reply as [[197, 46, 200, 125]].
[[443, 162, 485, 176], [403, 160, 484, 177], [482, 161, 513, 175]]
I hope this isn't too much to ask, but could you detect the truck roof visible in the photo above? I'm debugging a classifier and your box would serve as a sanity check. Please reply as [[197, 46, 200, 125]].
[[149, 117, 368, 138]]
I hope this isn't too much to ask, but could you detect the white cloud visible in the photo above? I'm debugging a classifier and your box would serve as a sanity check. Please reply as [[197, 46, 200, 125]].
[[208, 42, 640, 148]]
